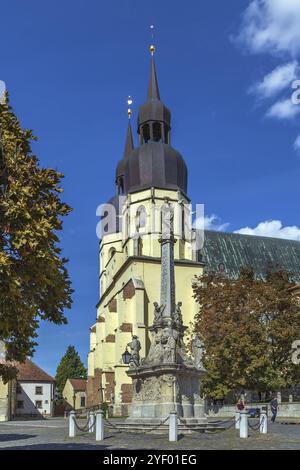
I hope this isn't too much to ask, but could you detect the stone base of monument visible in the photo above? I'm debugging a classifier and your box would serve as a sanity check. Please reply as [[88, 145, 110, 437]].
[[120, 363, 225, 433]]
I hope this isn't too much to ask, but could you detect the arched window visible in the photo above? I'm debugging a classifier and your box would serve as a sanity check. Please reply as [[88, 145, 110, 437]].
[[153, 122, 162, 142], [135, 205, 146, 231], [181, 205, 185, 240], [142, 124, 150, 143], [116, 176, 124, 195], [124, 212, 130, 240]]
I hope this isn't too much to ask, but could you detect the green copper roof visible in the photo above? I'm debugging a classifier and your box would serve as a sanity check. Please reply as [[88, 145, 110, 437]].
[[201, 231, 300, 282]]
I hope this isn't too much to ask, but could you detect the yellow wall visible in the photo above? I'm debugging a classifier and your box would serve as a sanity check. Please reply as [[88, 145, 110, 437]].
[[0, 378, 15, 421], [63, 379, 86, 410]]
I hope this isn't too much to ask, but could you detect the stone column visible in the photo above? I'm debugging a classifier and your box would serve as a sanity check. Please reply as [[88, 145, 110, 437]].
[[260, 410, 268, 434], [239, 410, 248, 439], [88, 411, 95, 433], [169, 411, 178, 441], [96, 410, 105, 441], [235, 411, 240, 429], [69, 411, 76, 437], [160, 201, 176, 318]]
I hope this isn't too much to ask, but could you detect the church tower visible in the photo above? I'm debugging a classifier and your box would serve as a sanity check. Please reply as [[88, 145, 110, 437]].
[[87, 46, 204, 416]]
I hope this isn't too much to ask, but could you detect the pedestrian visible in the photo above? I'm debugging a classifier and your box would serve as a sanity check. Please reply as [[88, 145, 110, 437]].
[[236, 398, 245, 411], [270, 396, 278, 423]]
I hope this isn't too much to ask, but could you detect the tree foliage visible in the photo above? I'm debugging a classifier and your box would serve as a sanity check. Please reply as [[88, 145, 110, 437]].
[[0, 94, 73, 382], [55, 345, 87, 397], [192, 266, 300, 399]]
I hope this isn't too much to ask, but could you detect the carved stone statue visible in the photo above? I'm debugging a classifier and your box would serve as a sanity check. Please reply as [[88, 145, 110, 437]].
[[161, 199, 174, 238], [173, 301, 183, 327], [192, 334, 205, 369], [162, 322, 177, 363], [153, 302, 163, 323], [127, 335, 141, 367]]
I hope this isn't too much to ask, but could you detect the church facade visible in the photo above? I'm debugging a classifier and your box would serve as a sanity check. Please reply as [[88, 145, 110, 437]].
[[87, 49, 300, 415]]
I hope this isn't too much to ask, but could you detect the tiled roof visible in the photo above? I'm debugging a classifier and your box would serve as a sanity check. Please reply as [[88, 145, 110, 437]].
[[201, 231, 300, 282], [69, 378, 87, 392], [17, 358, 55, 382]]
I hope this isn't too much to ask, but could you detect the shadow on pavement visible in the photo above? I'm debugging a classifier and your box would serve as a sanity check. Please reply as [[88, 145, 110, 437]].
[[0, 434, 36, 442], [1, 443, 110, 450]]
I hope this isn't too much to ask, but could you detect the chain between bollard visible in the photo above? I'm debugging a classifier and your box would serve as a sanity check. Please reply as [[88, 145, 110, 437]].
[[73, 415, 96, 433], [247, 417, 263, 432], [177, 415, 238, 434], [103, 415, 170, 435]]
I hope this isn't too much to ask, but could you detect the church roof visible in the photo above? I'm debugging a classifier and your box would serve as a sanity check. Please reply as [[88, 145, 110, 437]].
[[201, 230, 300, 282]]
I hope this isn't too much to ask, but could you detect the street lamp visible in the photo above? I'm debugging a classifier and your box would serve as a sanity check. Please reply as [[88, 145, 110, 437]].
[[122, 347, 131, 365], [98, 385, 105, 405]]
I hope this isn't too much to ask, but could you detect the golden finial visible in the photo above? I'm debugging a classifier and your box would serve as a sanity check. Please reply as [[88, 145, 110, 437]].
[[149, 24, 155, 56], [127, 95, 133, 119]]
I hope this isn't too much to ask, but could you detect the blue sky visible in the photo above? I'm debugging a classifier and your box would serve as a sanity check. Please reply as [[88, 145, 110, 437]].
[[1, 0, 300, 375]]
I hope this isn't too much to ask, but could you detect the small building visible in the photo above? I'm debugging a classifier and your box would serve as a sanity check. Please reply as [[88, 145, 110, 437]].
[[0, 378, 16, 422], [0, 341, 16, 422], [15, 359, 55, 417], [63, 378, 87, 411]]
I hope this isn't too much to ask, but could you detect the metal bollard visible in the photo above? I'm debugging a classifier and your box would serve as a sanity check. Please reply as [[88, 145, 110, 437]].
[[89, 411, 95, 433], [239, 410, 248, 439], [69, 410, 76, 437], [260, 410, 268, 434], [169, 411, 178, 442], [235, 411, 240, 430], [96, 410, 105, 441]]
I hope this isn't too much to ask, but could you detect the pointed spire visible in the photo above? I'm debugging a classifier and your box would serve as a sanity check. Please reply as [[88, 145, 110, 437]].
[[147, 54, 160, 101], [123, 120, 133, 160]]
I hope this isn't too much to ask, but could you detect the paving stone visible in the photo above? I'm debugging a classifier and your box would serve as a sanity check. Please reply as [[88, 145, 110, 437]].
[[0, 418, 299, 450]]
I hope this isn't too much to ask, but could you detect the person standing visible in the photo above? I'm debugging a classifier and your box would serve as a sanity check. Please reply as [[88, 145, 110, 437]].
[[236, 398, 245, 411], [270, 396, 278, 423]]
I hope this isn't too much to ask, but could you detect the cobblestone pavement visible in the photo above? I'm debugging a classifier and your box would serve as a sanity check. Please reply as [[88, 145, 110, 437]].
[[0, 418, 300, 450]]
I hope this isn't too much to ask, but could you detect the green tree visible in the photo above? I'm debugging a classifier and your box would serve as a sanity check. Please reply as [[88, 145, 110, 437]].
[[192, 266, 300, 399], [0, 94, 73, 382], [55, 345, 87, 397]]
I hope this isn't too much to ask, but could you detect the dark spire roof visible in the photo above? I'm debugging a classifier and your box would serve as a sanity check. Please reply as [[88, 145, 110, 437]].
[[123, 119, 133, 160], [114, 47, 188, 197], [116, 120, 134, 179], [147, 56, 160, 100], [138, 53, 171, 128]]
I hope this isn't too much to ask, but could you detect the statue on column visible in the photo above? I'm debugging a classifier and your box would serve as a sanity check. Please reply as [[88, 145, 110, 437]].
[[161, 198, 174, 238], [173, 301, 183, 328], [153, 302, 163, 324], [162, 321, 177, 363], [127, 335, 141, 367], [192, 334, 205, 369]]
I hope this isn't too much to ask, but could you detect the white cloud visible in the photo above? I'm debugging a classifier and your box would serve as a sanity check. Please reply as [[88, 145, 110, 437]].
[[266, 98, 300, 119], [235, 220, 300, 241], [235, 1, 300, 154], [195, 214, 229, 232], [294, 134, 300, 154], [250, 62, 299, 98], [236, 0, 300, 58]]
